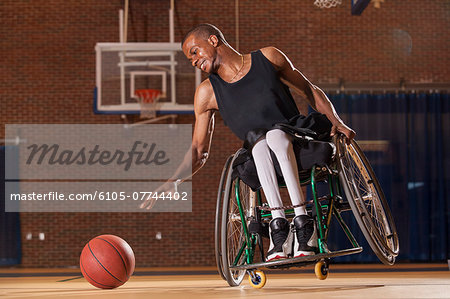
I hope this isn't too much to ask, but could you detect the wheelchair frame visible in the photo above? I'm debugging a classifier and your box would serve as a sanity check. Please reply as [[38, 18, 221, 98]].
[[215, 135, 399, 288]]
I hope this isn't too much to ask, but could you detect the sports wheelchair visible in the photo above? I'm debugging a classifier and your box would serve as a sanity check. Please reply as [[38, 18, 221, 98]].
[[215, 133, 399, 288]]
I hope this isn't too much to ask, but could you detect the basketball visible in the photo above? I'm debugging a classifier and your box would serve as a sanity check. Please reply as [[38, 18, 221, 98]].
[[80, 235, 135, 289]]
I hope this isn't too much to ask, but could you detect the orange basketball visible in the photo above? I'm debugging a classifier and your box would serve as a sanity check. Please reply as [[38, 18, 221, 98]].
[[80, 235, 135, 289]]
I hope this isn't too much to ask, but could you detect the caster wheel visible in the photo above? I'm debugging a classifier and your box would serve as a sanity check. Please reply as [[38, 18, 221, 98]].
[[248, 270, 266, 289], [315, 260, 329, 280]]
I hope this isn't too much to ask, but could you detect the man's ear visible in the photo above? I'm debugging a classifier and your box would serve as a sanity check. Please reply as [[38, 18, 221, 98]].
[[208, 35, 219, 47]]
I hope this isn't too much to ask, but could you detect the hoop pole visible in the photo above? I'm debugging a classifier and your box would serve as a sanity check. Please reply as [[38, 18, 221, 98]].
[[119, 52, 126, 105], [124, 0, 129, 43], [119, 8, 126, 105], [169, 0, 175, 44], [170, 53, 176, 104], [119, 9, 124, 43], [235, 0, 240, 51], [0, 137, 25, 145], [126, 114, 177, 127], [169, 0, 176, 104], [95, 44, 103, 108]]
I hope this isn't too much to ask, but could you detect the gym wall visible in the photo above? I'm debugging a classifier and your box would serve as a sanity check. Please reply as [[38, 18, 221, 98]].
[[1, 0, 448, 267]]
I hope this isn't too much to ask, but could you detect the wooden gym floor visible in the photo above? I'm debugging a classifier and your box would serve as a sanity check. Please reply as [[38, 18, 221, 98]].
[[0, 264, 448, 298]]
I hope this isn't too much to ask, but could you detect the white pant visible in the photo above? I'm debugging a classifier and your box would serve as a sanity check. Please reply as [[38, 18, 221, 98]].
[[251, 129, 306, 219]]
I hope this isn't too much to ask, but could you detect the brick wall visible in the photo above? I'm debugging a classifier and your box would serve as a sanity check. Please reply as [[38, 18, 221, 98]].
[[1, 0, 448, 267]]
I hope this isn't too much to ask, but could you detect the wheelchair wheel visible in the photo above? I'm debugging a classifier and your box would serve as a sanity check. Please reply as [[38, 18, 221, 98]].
[[221, 150, 254, 286], [314, 260, 329, 280], [336, 136, 399, 265], [248, 270, 266, 289], [215, 154, 234, 281]]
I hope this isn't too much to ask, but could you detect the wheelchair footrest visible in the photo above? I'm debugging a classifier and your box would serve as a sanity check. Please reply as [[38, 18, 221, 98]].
[[248, 220, 269, 239], [229, 247, 363, 271]]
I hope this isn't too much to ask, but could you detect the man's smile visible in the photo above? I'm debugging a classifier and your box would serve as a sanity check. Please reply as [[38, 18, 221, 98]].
[[200, 60, 207, 71]]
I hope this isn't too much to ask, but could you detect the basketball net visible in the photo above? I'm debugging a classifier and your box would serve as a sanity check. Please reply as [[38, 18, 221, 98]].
[[134, 89, 161, 119], [314, 0, 342, 8]]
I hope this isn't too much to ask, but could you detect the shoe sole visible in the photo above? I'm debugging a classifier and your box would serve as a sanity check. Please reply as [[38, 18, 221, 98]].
[[294, 251, 315, 258], [266, 254, 287, 262]]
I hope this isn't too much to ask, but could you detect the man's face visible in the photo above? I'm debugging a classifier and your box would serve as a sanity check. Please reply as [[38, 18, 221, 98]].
[[182, 34, 217, 74]]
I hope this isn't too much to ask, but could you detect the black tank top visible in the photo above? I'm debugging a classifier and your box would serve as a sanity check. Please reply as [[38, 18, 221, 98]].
[[209, 50, 300, 141]]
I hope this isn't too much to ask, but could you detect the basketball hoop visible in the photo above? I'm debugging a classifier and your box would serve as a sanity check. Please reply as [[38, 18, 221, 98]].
[[314, 0, 342, 8], [134, 89, 161, 119]]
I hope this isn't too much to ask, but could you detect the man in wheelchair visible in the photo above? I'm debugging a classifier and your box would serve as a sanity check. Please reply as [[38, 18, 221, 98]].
[[141, 23, 355, 262]]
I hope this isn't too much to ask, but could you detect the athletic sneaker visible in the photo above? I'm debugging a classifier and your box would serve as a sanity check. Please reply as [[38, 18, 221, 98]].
[[293, 215, 318, 257], [266, 217, 290, 262]]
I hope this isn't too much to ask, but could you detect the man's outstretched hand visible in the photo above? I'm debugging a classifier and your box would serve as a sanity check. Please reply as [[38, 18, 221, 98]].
[[139, 181, 176, 210], [330, 123, 356, 144]]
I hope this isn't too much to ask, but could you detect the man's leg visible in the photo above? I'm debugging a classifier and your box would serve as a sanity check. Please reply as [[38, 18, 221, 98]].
[[266, 129, 318, 257], [266, 129, 306, 216], [252, 139, 289, 261]]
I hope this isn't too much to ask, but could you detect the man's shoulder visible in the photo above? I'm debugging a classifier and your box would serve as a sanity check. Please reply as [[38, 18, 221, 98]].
[[196, 78, 214, 97], [259, 47, 287, 71], [198, 77, 212, 89], [259, 47, 286, 69], [259, 46, 283, 59], [194, 78, 217, 113]]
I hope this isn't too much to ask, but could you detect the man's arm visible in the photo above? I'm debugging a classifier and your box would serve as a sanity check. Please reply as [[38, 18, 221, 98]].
[[260, 47, 356, 142], [140, 79, 217, 209]]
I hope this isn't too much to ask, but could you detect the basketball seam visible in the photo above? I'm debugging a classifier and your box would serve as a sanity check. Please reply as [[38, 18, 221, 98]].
[[96, 237, 130, 278], [80, 257, 116, 288], [88, 243, 124, 283]]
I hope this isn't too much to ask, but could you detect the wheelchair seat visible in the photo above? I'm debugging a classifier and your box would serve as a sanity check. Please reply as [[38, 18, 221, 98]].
[[231, 137, 336, 191]]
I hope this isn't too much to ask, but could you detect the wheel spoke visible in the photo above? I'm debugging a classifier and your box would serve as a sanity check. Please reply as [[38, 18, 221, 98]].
[[338, 137, 398, 263], [223, 177, 254, 284]]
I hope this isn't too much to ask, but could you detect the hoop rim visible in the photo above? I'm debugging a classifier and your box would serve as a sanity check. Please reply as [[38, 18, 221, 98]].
[[134, 89, 161, 104]]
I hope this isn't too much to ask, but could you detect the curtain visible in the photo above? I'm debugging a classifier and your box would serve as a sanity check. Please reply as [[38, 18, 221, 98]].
[[0, 146, 21, 265], [325, 93, 449, 262]]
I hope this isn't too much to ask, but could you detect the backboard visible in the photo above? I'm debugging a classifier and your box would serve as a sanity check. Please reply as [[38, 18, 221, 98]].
[[351, 0, 371, 15], [94, 42, 200, 115]]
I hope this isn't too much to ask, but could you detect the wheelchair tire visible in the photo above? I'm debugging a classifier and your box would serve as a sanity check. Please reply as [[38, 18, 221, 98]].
[[248, 270, 266, 289], [314, 260, 329, 280], [336, 136, 399, 265], [215, 154, 234, 281], [221, 149, 253, 287]]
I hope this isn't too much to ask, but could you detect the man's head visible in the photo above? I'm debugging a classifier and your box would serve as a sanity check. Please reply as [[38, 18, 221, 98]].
[[181, 24, 228, 74], [181, 24, 227, 47]]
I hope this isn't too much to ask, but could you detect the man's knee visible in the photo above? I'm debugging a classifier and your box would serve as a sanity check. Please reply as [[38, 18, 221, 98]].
[[266, 129, 292, 154], [251, 138, 270, 161]]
